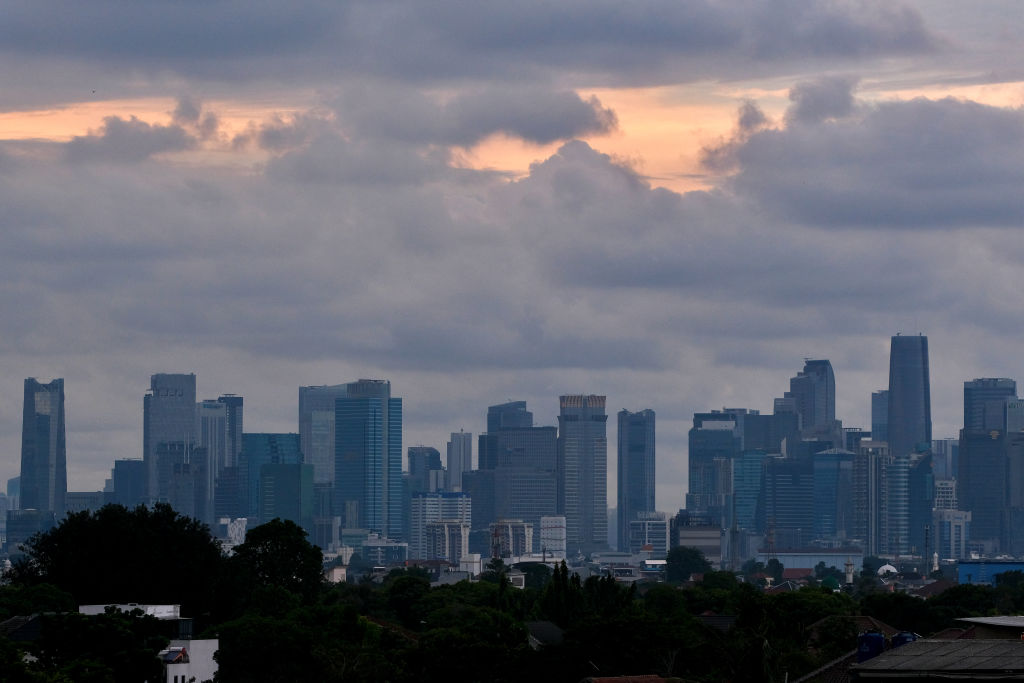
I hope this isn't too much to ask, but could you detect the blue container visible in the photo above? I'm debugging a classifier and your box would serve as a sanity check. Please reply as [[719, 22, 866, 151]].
[[857, 631, 887, 662]]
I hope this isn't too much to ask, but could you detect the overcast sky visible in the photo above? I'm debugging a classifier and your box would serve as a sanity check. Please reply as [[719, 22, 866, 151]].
[[2, 1, 1024, 512]]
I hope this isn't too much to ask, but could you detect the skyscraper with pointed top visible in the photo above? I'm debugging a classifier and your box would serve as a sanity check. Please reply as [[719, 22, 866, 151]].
[[887, 334, 932, 458], [20, 378, 66, 515]]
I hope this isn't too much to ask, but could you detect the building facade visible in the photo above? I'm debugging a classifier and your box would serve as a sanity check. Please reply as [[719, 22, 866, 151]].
[[617, 409, 655, 552], [20, 378, 66, 515], [558, 394, 608, 554], [887, 335, 932, 459]]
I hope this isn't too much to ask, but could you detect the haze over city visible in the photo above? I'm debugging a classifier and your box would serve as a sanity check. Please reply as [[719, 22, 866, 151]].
[[3, 0, 1024, 514]]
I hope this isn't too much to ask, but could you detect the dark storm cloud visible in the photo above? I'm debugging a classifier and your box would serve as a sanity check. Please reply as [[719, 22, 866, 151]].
[[64, 115, 194, 163], [0, 0, 936, 109], [336, 86, 617, 146], [708, 94, 1024, 227]]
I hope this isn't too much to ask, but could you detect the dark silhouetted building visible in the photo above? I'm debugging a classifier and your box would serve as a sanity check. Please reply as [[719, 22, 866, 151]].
[[558, 394, 608, 554], [617, 409, 655, 552], [240, 433, 302, 520], [20, 378, 66, 516], [871, 390, 889, 443], [887, 335, 931, 458], [112, 459, 147, 508], [259, 462, 314, 534]]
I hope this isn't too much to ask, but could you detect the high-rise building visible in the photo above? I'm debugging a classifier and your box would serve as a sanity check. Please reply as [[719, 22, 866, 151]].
[[408, 446, 443, 492], [871, 390, 889, 443], [628, 511, 670, 556], [786, 360, 837, 438], [409, 491, 471, 560], [686, 410, 743, 521], [446, 430, 472, 491], [19, 378, 66, 515], [335, 379, 402, 538], [217, 394, 244, 469], [477, 402, 558, 552], [963, 378, 1016, 433], [144, 373, 197, 502], [299, 384, 349, 486], [887, 335, 932, 458], [558, 394, 608, 554], [258, 462, 314, 534], [617, 409, 655, 552], [239, 433, 302, 519], [111, 459, 147, 508]]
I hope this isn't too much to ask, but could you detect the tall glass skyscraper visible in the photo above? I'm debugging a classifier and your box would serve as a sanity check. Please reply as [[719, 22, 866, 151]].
[[335, 379, 402, 538], [558, 394, 608, 554], [143, 373, 197, 502], [20, 378, 66, 515], [887, 335, 932, 458], [617, 409, 655, 552]]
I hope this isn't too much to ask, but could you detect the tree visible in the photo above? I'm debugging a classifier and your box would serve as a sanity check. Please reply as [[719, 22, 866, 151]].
[[7, 504, 224, 622], [229, 518, 324, 605], [666, 546, 712, 583]]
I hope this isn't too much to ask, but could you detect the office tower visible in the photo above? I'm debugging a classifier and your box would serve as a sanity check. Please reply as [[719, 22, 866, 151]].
[[871, 390, 889, 443], [239, 433, 302, 519], [786, 359, 837, 437], [217, 395, 244, 469], [408, 446, 443, 492], [744, 409, 800, 454], [908, 451, 934, 556], [731, 450, 768, 532], [111, 459, 147, 508], [477, 402, 558, 552], [964, 378, 1016, 433], [931, 438, 959, 480], [812, 448, 854, 542], [335, 379, 402, 538], [853, 440, 890, 555], [887, 335, 931, 458], [196, 399, 227, 521], [144, 373, 197, 502], [686, 410, 743, 521], [933, 479, 957, 510], [19, 378, 66, 515], [844, 428, 869, 453], [959, 379, 1019, 554], [446, 430, 472, 491], [758, 454, 814, 549], [617, 409, 656, 552], [299, 384, 349, 486], [933, 509, 971, 560], [409, 491, 471, 560], [558, 394, 608, 555], [258, 463, 314, 534], [487, 401, 533, 434]]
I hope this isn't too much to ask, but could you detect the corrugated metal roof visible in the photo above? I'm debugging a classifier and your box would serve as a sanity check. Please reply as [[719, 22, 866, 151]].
[[852, 639, 1024, 675]]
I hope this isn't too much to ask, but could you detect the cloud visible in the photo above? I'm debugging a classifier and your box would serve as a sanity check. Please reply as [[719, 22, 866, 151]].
[[786, 75, 860, 124], [335, 85, 617, 146], [64, 115, 194, 163], [708, 94, 1024, 228], [0, 0, 938, 112]]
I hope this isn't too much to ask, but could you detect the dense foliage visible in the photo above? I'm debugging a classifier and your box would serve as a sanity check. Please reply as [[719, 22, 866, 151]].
[[5, 506, 1024, 681]]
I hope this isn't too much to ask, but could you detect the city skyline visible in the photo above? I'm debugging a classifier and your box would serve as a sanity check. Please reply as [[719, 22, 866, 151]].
[[1, 342, 1014, 514], [4, 2, 1024, 514]]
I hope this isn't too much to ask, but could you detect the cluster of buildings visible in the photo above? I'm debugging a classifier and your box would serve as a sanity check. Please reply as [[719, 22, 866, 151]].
[[3, 376, 661, 573], [687, 334, 1024, 572]]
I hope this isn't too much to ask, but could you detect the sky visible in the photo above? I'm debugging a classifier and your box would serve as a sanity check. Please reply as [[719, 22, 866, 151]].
[[3, 1, 1024, 513]]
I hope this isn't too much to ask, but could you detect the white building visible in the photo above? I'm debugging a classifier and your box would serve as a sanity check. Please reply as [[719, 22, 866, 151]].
[[410, 491, 471, 560], [540, 516, 567, 560]]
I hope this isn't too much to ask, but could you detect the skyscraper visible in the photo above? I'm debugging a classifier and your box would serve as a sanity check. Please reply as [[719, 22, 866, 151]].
[[558, 394, 608, 554], [786, 359, 836, 437], [871, 390, 889, 443], [887, 335, 932, 458], [217, 394, 244, 469], [477, 402, 558, 552], [446, 430, 472, 491], [143, 373, 197, 502], [298, 384, 349, 486], [335, 379, 402, 538], [617, 409, 655, 552], [20, 378, 66, 515], [963, 378, 1016, 433]]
